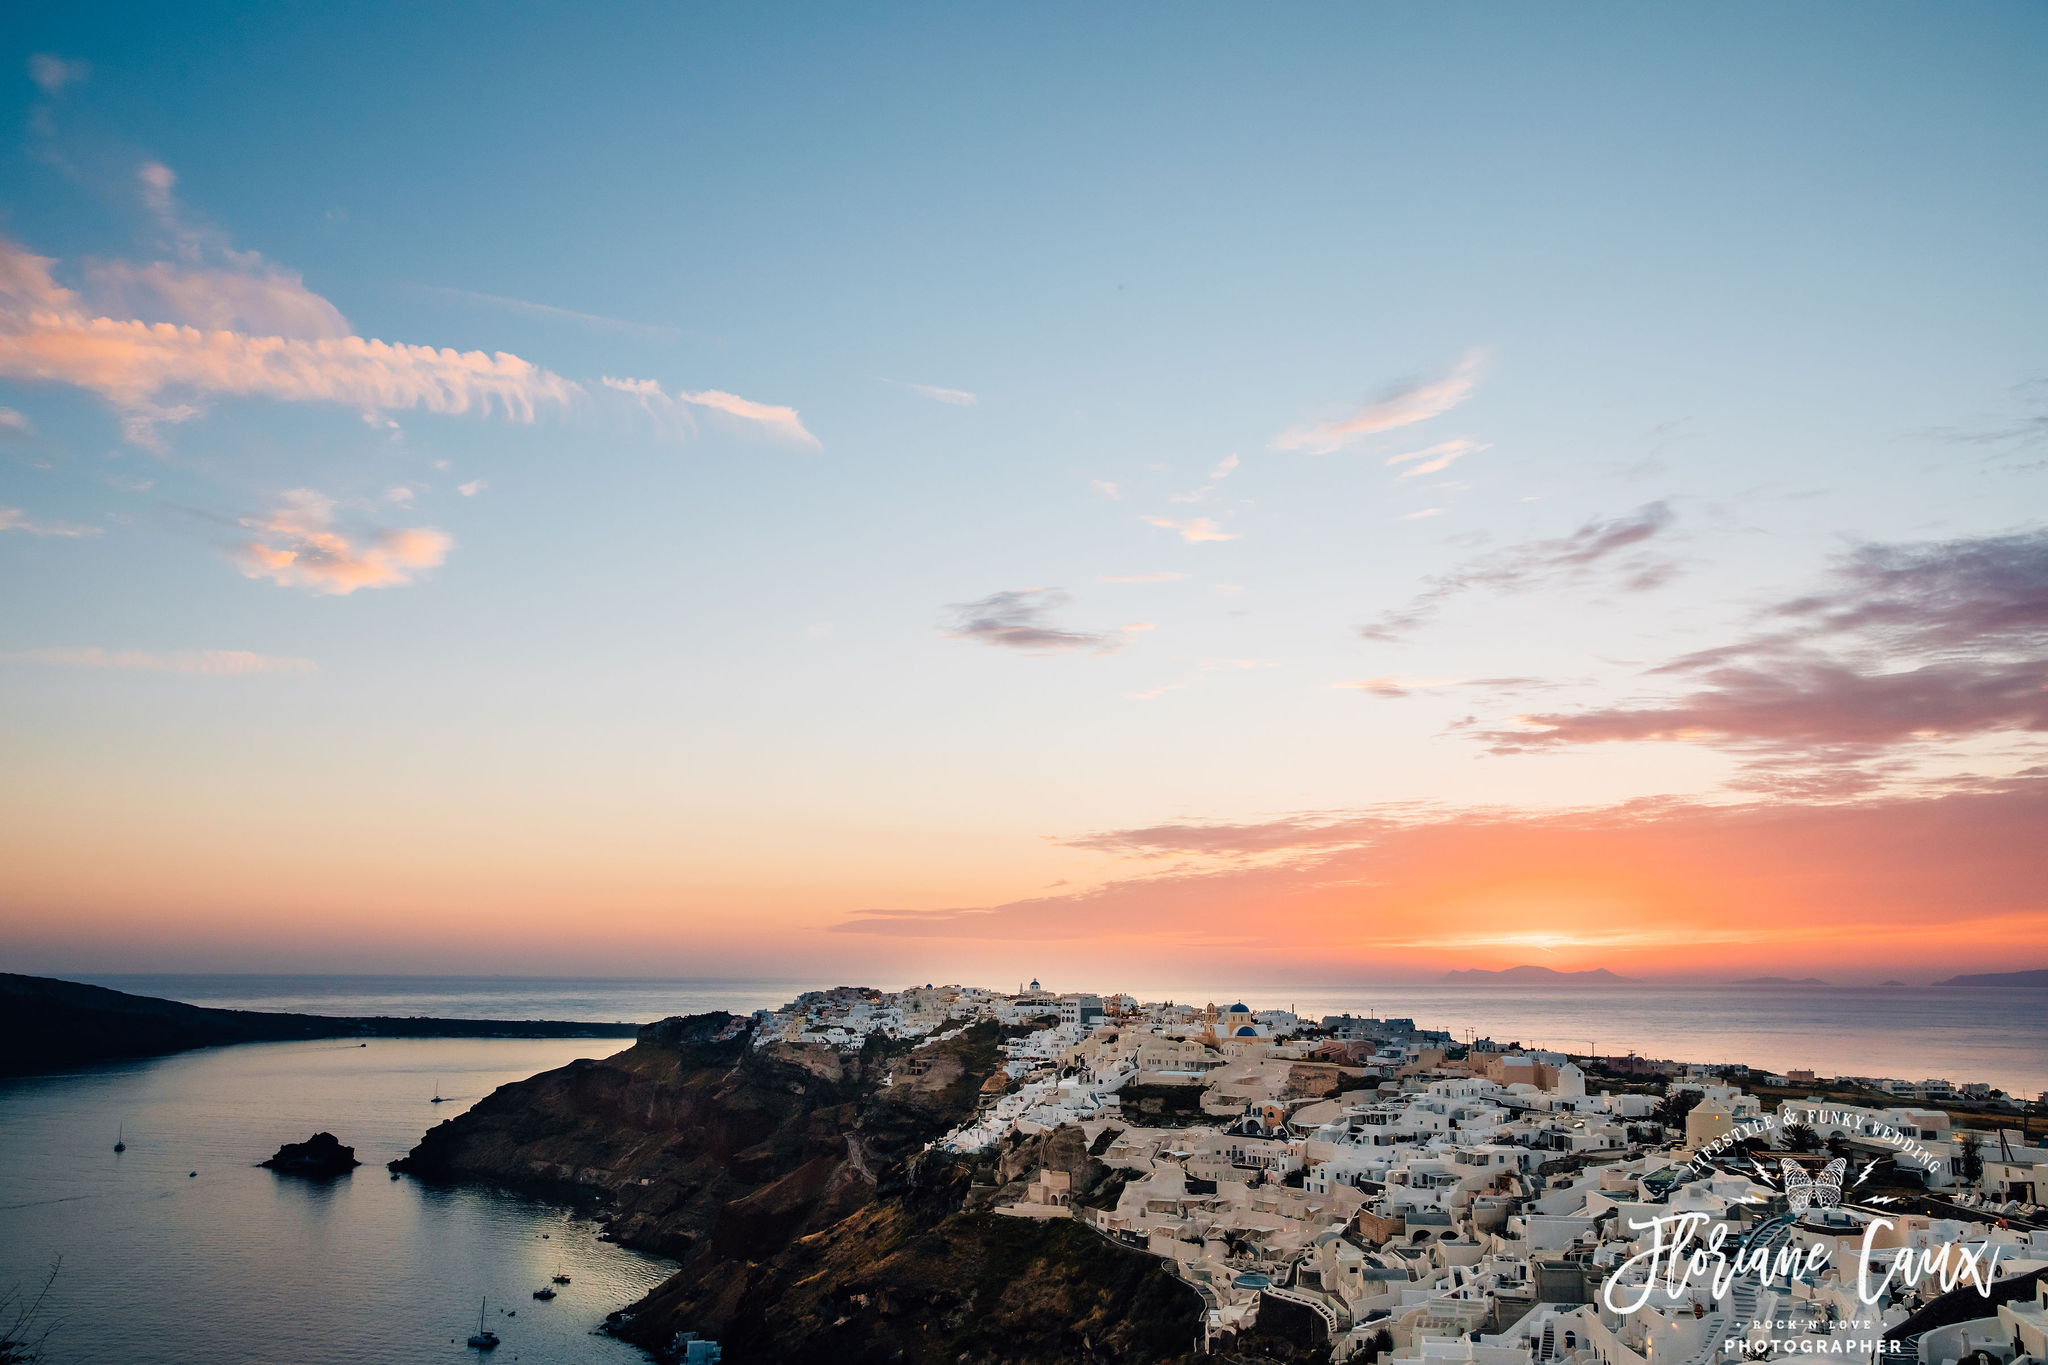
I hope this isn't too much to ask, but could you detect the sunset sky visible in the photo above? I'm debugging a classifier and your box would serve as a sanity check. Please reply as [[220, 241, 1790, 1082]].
[[2, 5, 2044, 985]]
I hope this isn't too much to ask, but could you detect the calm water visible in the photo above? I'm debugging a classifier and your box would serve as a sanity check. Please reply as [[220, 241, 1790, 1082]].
[[1260, 984, 2048, 1098], [75, 973, 2048, 1095], [0, 1038, 677, 1365], [77, 974, 806, 1025]]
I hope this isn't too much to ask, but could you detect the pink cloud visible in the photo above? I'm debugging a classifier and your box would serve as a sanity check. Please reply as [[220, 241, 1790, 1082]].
[[1387, 437, 1487, 479], [82, 259, 352, 339], [1273, 349, 1486, 455], [602, 375, 821, 448], [29, 55, 91, 96], [0, 505, 100, 537], [234, 489, 451, 595], [0, 239, 578, 441], [9, 646, 315, 675], [1143, 515, 1239, 543], [677, 388, 820, 447]]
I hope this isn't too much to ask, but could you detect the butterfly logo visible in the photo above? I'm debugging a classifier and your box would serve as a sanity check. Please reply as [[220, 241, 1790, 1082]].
[[1781, 1158, 1847, 1216]]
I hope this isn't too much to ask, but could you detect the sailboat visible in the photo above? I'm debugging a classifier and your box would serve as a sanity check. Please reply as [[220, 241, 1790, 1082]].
[[551, 1257, 571, 1285], [114, 1123, 126, 1153], [465, 1297, 499, 1350], [431, 1079, 447, 1104]]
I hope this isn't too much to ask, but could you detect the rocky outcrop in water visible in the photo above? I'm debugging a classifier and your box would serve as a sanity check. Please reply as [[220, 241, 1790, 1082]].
[[260, 1132, 361, 1177], [392, 1013, 1205, 1364]]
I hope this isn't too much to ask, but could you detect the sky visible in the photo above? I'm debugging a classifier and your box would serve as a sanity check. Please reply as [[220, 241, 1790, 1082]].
[[1, 3, 2044, 986]]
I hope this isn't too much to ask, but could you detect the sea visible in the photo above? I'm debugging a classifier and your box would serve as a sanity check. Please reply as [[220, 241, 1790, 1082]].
[[1, 974, 2041, 1365]]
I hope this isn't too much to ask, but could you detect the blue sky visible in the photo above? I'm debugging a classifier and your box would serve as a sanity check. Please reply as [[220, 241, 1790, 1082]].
[[2, 4, 2044, 978]]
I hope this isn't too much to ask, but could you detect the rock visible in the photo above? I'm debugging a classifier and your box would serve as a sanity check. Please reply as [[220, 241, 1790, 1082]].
[[393, 1014, 1199, 1362], [261, 1131, 362, 1177]]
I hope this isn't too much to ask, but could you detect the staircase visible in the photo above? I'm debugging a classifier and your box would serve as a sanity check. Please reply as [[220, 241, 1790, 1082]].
[[1261, 1285, 1346, 1335], [1673, 1215, 1792, 1365]]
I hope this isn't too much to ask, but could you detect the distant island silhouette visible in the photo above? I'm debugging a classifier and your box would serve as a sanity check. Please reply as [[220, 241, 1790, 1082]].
[[0, 973, 641, 1077], [1442, 965, 1634, 984], [1730, 976, 1827, 986], [1929, 967, 2048, 989]]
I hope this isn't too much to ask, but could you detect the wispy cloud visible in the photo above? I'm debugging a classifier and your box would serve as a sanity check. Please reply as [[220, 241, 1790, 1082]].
[[1362, 500, 1676, 640], [882, 378, 976, 406], [601, 375, 820, 448], [0, 237, 579, 445], [1272, 348, 1486, 455], [1211, 453, 1240, 479], [82, 258, 351, 340], [829, 778, 2048, 973], [0, 505, 100, 537], [1091, 479, 1121, 500], [28, 55, 90, 96], [1400, 508, 1445, 521], [1388, 437, 1487, 479], [233, 489, 451, 595], [681, 388, 820, 447], [413, 283, 680, 340], [1338, 675, 1553, 700], [457, 479, 486, 497], [1143, 515, 1239, 543], [1337, 676, 1457, 699], [7, 646, 316, 675], [1482, 528, 2048, 774], [0, 407, 32, 439], [942, 589, 1141, 655], [1125, 682, 1188, 701], [1099, 571, 1187, 584]]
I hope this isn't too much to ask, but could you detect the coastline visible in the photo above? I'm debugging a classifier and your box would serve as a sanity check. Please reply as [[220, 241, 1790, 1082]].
[[0, 973, 639, 1078]]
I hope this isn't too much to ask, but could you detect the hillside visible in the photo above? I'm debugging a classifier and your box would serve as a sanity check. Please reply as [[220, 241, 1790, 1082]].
[[393, 1013, 1204, 1363], [0, 973, 637, 1076], [1929, 967, 2048, 989]]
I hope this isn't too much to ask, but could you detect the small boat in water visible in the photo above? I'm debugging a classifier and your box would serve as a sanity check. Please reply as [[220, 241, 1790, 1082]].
[[114, 1124, 126, 1153], [532, 1285, 556, 1301], [465, 1297, 500, 1350], [431, 1079, 447, 1104]]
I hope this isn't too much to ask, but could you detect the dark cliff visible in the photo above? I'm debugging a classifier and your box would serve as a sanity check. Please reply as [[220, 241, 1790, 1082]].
[[392, 1012, 1205, 1364], [0, 973, 638, 1075]]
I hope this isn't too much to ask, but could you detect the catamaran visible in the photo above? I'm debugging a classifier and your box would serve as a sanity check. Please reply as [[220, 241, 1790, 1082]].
[[465, 1297, 499, 1350]]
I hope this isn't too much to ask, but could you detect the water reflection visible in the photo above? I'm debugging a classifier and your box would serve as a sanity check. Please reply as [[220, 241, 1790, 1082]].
[[0, 1038, 674, 1365]]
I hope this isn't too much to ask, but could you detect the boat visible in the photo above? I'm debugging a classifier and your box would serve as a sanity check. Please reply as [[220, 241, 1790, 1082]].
[[114, 1123, 125, 1154], [465, 1297, 499, 1350], [532, 1285, 555, 1301], [431, 1079, 447, 1104]]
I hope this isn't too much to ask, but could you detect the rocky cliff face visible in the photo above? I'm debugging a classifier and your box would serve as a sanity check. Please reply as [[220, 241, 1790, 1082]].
[[392, 1013, 1204, 1363]]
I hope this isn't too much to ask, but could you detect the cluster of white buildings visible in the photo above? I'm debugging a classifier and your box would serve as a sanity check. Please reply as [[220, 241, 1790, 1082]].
[[746, 983, 993, 1050], [804, 982, 2048, 1365]]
